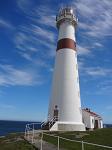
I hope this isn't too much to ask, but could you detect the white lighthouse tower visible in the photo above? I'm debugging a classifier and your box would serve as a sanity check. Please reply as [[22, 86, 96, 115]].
[[48, 7, 85, 131]]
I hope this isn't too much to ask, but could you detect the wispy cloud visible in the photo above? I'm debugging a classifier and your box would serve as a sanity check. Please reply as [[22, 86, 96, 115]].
[[85, 67, 112, 76], [0, 64, 43, 86], [30, 6, 56, 28], [78, 59, 112, 77], [17, 0, 56, 28], [96, 79, 112, 95], [15, 1, 57, 62], [94, 42, 103, 47], [78, 61, 112, 95], [21, 24, 56, 43], [17, 0, 35, 15], [71, 0, 112, 58], [14, 32, 38, 61], [15, 26, 56, 61], [0, 18, 14, 30], [77, 44, 90, 55], [73, 0, 112, 38]]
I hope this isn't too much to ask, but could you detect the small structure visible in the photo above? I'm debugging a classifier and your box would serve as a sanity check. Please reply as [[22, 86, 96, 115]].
[[82, 108, 103, 130]]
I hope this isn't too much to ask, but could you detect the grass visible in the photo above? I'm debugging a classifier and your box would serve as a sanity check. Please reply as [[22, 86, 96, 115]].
[[43, 128, 112, 150], [1, 128, 111, 150], [0, 133, 38, 150]]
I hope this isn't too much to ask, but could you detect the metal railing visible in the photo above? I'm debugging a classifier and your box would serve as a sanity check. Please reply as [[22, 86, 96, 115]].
[[25, 122, 42, 143], [49, 116, 58, 129], [25, 117, 58, 143], [41, 120, 48, 129], [41, 133, 112, 150]]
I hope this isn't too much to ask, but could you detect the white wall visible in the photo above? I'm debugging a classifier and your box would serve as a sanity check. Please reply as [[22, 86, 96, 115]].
[[90, 116, 95, 129], [82, 111, 92, 129], [48, 48, 82, 123], [82, 110, 103, 130], [100, 120, 103, 128], [58, 22, 75, 40], [48, 22, 83, 124]]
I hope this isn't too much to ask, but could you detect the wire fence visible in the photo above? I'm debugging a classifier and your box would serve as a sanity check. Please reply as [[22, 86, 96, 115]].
[[25, 123, 112, 150], [41, 132, 112, 150]]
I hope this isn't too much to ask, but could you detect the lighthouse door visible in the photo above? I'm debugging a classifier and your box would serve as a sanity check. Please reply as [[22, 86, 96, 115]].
[[94, 120, 98, 129], [53, 105, 58, 121]]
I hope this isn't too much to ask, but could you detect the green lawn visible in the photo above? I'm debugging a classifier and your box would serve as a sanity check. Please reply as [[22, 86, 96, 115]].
[[43, 128, 112, 150], [0, 133, 38, 150]]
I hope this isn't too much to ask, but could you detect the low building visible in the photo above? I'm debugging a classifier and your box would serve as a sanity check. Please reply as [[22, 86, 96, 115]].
[[82, 108, 103, 130]]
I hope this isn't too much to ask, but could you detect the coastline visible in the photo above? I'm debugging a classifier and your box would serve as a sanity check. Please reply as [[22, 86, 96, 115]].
[[0, 120, 40, 137], [0, 136, 5, 138]]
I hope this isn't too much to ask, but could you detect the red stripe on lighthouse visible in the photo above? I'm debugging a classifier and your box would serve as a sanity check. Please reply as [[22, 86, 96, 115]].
[[56, 38, 76, 51]]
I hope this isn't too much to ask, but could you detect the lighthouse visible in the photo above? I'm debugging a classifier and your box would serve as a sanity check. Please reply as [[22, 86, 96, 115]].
[[48, 7, 85, 131]]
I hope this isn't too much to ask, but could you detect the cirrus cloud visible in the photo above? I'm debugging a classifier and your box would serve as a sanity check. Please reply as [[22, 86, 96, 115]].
[[0, 64, 43, 86]]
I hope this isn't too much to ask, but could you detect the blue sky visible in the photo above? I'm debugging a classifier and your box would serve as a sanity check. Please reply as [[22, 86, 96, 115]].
[[0, 0, 112, 123]]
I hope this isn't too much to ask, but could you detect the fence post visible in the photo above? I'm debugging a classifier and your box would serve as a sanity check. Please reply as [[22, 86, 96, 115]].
[[49, 122, 50, 129], [28, 129, 30, 141], [82, 141, 84, 150], [32, 123, 34, 143], [40, 132, 43, 150], [58, 136, 60, 150], [25, 128, 26, 139]]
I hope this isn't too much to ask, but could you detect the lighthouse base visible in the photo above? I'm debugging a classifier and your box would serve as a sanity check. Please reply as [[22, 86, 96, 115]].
[[50, 121, 85, 131]]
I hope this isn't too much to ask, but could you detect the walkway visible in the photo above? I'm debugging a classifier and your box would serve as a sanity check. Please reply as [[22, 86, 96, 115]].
[[34, 139, 64, 150], [25, 130, 64, 150]]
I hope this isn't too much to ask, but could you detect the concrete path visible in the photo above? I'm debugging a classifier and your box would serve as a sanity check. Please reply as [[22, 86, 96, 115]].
[[33, 139, 65, 150], [25, 130, 65, 150]]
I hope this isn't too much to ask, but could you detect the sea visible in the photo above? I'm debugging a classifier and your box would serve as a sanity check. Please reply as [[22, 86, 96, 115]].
[[0, 120, 41, 136], [0, 120, 112, 137]]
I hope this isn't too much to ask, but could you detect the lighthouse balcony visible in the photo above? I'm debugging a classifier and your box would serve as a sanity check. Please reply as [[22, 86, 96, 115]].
[[56, 7, 77, 28]]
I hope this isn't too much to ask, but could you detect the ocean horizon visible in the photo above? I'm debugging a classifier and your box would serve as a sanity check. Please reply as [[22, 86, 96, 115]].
[[0, 120, 41, 136], [0, 120, 112, 137]]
